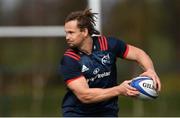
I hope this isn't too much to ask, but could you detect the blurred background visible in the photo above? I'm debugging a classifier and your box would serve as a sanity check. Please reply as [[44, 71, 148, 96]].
[[0, 0, 180, 116]]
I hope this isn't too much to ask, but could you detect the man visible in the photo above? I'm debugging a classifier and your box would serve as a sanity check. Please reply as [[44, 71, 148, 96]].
[[59, 9, 161, 117]]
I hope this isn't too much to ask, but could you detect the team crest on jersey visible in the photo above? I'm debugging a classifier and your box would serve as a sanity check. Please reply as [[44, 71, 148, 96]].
[[81, 65, 89, 72], [101, 54, 110, 65]]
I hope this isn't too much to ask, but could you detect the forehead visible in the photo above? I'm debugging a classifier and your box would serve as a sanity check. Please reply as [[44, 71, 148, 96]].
[[65, 20, 79, 30]]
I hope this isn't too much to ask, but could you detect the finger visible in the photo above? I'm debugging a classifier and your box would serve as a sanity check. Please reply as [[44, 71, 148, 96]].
[[125, 79, 132, 84], [123, 80, 136, 90], [156, 79, 161, 92], [141, 74, 157, 90], [127, 90, 139, 96], [126, 84, 138, 91], [152, 76, 157, 90]]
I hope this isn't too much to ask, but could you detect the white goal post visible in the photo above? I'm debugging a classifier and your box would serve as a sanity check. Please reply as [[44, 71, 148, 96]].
[[0, 26, 65, 37], [0, 0, 101, 38]]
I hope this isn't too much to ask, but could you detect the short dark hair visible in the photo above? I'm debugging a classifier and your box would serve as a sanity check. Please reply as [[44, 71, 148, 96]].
[[65, 9, 100, 36]]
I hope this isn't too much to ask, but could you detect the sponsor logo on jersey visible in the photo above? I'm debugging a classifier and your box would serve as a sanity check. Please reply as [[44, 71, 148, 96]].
[[93, 68, 100, 75], [81, 65, 89, 72], [101, 54, 110, 65], [87, 71, 111, 82]]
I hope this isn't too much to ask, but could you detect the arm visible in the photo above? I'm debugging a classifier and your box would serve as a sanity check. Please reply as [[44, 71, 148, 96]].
[[125, 44, 161, 92], [60, 54, 138, 104], [67, 76, 139, 104]]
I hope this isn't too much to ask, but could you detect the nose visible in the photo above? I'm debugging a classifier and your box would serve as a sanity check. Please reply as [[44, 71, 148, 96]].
[[66, 34, 69, 41]]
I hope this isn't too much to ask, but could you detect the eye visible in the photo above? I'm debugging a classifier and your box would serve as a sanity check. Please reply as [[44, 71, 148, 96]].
[[69, 31, 73, 34], [66, 31, 74, 35]]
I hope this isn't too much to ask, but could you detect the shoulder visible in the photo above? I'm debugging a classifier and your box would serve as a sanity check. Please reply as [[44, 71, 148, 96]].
[[105, 36, 127, 51], [92, 35, 115, 49], [92, 35, 127, 50], [59, 49, 82, 82], [61, 48, 81, 67], [63, 48, 80, 61]]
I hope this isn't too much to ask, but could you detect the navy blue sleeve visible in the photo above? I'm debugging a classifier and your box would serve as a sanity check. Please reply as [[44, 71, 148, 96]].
[[107, 37, 129, 58], [59, 56, 82, 83]]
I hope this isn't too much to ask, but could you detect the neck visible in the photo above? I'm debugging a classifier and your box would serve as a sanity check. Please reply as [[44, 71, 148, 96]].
[[78, 36, 93, 55]]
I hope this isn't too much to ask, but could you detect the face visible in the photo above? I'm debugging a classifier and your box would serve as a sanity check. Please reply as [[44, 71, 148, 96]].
[[64, 20, 87, 48]]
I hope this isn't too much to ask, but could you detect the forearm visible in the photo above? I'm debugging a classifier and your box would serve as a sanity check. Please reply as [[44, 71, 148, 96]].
[[68, 76, 122, 104], [75, 86, 120, 104], [68, 73, 139, 104], [136, 49, 155, 71], [125, 45, 161, 91]]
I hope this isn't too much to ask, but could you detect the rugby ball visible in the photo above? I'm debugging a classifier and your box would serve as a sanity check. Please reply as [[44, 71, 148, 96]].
[[130, 76, 158, 100]]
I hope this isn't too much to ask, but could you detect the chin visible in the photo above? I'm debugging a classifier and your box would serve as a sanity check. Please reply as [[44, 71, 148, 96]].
[[68, 44, 76, 48]]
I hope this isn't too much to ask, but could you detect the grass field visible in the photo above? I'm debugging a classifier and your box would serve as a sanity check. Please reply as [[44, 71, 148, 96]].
[[0, 73, 180, 116]]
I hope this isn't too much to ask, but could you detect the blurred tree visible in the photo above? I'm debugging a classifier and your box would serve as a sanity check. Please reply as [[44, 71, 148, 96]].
[[0, 0, 87, 116], [103, 0, 151, 116], [163, 0, 180, 71], [102, 0, 177, 116]]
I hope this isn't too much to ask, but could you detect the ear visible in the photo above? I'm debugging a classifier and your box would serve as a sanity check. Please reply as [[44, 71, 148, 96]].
[[81, 28, 89, 37]]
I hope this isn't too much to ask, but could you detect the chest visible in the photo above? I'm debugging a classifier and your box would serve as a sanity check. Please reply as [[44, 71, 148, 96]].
[[79, 51, 116, 82]]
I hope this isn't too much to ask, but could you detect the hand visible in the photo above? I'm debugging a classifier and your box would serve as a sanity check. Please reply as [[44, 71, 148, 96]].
[[118, 80, 139, 97], [140, 69, 161, 92]]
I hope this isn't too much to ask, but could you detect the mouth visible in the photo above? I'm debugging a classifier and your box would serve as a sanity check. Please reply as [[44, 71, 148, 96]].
[[67, 42, 75, 47], [67, 41, 73, 45]]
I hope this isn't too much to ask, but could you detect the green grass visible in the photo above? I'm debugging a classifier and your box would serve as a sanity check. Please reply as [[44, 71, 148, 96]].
[[0, 72, 180, 116]]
